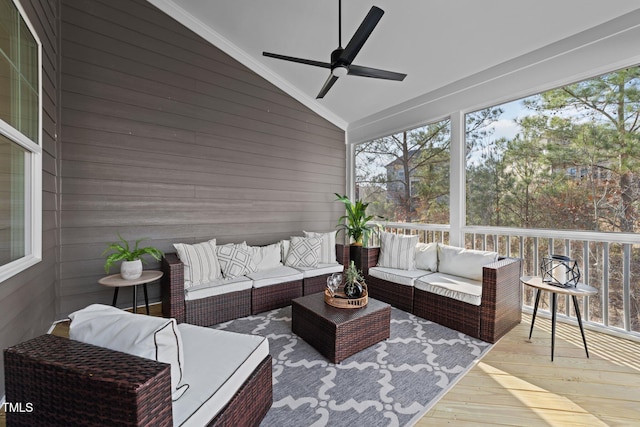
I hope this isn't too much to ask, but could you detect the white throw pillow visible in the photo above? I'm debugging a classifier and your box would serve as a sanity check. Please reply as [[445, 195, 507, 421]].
[[216, 242, 257, 278], [285, 236, 322, 268], [280, 239, 290, 263], [437, 244, 498, 281], [69, 304, 189, 401], [415, 242, 438, 271], [303, 231, 337, 264], [249, 242, 283, 271], [173, 239, 222, 288], [377, 232, 419, 270]]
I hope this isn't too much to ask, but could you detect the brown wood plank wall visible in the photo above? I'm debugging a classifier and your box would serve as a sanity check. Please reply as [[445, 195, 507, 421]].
[[0, 0, 60, 398], [58, 0, 346, 316]]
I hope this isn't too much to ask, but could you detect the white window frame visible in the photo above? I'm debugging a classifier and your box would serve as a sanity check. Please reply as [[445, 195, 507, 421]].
[[0, 0, 42, 283]]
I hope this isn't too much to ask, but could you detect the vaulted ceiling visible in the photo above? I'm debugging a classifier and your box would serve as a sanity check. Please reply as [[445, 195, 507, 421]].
[[148, 0, 640, 132]]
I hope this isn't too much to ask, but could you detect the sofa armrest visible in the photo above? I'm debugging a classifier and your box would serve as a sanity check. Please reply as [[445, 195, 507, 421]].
[[479, 257, 523, 342], [162, 253, 185, 323], [4, 334, 172, 427]]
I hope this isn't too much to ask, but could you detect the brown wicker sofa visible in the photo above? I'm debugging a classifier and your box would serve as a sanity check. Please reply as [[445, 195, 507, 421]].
[[4, 308, 272, 427], [162, 240, 346, 327], [355, 242, 522, 344]]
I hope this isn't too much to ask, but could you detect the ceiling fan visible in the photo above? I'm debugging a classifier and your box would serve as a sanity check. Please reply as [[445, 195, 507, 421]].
[[262, 0, 407, 99]]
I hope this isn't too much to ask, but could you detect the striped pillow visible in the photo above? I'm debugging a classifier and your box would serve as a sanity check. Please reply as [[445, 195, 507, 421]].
[[377, 232, 419, 270], [173, 239, 222, 288], [303, 231, 337, 264]]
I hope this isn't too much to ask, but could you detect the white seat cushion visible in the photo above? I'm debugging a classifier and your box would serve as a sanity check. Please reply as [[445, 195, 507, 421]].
[[184, 276, 253, 301], [415, 272, 483, 306], [368, 266, 433, 287], [246, 265, 303, 288], [294, 262, 343, 278], [173, 323, 269, 427]]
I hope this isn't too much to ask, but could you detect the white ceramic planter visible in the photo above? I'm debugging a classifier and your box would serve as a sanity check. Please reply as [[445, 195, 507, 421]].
[[120, 259, 143, 280]]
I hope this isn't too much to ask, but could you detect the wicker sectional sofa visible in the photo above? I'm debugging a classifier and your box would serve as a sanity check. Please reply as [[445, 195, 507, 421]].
[[354, 236, 522, 344], [162, 236, 345, 327]]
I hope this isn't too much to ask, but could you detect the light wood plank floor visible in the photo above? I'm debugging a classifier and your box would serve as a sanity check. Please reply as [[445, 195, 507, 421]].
[[415, 313, 640, 426], [3, 308, 639, 426]]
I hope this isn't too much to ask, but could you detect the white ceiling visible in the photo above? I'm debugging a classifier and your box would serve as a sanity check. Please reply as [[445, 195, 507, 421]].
[[149, 1, 640, 130]]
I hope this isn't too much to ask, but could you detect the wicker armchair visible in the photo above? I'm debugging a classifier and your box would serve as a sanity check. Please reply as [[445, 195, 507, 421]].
[[413, 257, 522, 343], [4, 334, 272, 427]]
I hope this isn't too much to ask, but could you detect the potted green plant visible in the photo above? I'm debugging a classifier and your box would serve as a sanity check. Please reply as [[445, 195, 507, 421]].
[[102, 233, 163, 280], [335, 193, 383, 276], [334, 193, 381, 246]]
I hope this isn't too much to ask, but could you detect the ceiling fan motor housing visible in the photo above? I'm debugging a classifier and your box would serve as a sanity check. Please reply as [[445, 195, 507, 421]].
[[331, 48, 349, 77]]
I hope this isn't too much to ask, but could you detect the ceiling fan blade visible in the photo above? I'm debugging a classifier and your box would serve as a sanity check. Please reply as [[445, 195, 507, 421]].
[[263, 52, 331, 69], [348, 65, 406, 81], [339, 6, 384, 64], [316, 74, 339, 99]]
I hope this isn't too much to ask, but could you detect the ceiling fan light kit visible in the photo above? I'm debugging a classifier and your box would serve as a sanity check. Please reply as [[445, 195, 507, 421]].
[[263, 1, 407, 99]]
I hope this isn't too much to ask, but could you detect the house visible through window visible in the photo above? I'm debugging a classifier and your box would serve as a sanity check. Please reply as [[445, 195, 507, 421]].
[[0, 0, 41, 281]]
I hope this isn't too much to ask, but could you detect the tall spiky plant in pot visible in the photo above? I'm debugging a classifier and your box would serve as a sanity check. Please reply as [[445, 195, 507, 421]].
[[334, 193, 380, 247]]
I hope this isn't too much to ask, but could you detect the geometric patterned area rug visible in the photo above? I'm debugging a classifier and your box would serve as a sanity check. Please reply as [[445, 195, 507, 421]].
[[214, 305, 493, 427]]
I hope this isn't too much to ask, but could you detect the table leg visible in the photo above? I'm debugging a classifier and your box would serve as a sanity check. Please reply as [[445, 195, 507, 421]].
[[143, 284, 149, 315], [529, 289, 542, 339], [132, 285, 138, 314], [551, 292, 557, 362], [572, 295, 589, 358], [112, 288, 119, 306]]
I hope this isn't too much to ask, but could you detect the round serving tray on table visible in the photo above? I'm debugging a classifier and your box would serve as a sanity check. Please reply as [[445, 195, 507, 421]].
[[324, 286, 368, 309]]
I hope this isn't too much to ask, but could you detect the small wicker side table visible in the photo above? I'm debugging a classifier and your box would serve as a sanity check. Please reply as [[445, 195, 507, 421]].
[[98, 270, 163, 314], [291, 292, 391, 363]]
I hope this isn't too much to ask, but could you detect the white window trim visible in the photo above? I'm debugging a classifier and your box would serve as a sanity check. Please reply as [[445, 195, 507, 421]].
[[0, 0, 43, 283]]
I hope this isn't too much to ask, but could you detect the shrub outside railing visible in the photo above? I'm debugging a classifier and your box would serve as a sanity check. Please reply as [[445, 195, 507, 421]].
[[371, 221, 640, 341]]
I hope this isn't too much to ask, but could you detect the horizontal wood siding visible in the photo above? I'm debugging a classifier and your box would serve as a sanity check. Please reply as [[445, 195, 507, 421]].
[[0, 0, 59, 398], [59, 0, 346, 315]]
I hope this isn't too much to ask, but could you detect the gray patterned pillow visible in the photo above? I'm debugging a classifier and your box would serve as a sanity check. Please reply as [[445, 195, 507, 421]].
[[216, 243, 257, 279], [303, 231, 337, 264], [285, 236, 322, 268]]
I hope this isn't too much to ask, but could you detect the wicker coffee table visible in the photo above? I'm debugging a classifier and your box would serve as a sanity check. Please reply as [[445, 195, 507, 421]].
[[291, 293, 391, 363]]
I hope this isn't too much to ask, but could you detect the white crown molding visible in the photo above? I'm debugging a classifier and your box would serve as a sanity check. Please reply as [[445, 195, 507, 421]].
[[146, 0, 347, 131]]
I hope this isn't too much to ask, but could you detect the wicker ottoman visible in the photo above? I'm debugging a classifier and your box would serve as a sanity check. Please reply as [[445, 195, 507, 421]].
[[291, 293, 391, 363]]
